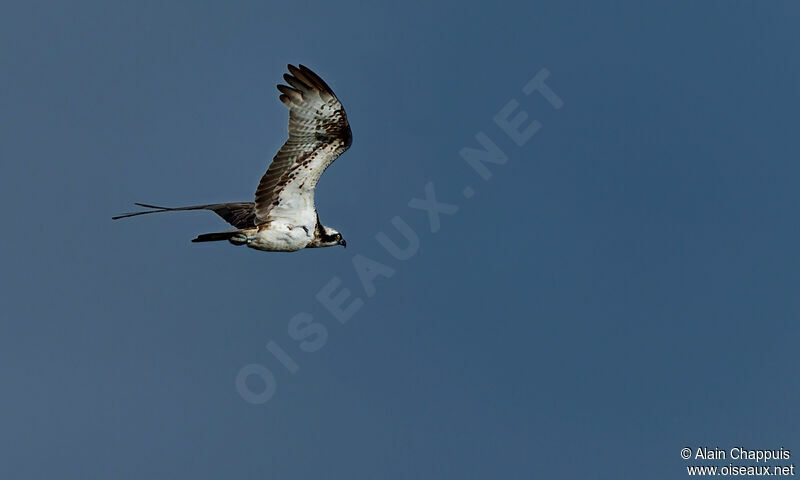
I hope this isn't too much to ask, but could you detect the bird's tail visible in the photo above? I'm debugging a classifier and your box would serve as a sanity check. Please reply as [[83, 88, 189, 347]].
[[191, 230, 248, 245]]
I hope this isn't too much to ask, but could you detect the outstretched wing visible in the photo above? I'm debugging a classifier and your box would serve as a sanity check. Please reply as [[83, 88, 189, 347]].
[[112, 202, 256, 229], [203, 202, 256, 228], [253, 64, 352, 226]]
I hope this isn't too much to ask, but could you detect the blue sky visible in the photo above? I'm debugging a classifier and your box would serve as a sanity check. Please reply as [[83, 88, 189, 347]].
[[1, 1, 799, 478]]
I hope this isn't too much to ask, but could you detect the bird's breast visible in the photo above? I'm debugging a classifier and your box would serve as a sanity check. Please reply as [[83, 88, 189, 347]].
[[248, 222, 313, 252]]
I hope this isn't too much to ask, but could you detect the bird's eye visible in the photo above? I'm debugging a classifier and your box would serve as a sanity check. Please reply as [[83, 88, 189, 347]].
[[336, 233, 342, 240]]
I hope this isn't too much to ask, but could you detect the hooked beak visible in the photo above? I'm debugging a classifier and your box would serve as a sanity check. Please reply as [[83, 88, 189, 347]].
[[339, 239, 347, 248]]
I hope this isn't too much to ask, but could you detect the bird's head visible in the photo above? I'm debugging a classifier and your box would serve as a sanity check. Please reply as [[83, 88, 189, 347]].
[[309, 226, 346, 248]]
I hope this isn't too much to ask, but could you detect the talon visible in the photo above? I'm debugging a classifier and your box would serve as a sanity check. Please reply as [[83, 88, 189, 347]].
[[229, 233, 248, 245]]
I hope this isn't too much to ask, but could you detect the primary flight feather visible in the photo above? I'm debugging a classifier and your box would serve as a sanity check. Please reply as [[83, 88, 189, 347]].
[[113, 64, 352, 252]]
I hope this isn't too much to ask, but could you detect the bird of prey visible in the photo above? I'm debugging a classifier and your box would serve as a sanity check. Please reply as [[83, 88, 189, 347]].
[[113, 64, 351, 252]]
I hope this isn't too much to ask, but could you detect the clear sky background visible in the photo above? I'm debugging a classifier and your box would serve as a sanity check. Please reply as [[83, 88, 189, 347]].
[[1, 1, 798, 478]]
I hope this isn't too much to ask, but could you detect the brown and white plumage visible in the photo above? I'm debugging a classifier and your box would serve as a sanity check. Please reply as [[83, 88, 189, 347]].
[[254, 64, 352, 227], [113, 64, 352, 252]]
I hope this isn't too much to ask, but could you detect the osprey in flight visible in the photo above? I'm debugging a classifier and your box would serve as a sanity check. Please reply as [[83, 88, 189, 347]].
[[113, 64, 351, 252]]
